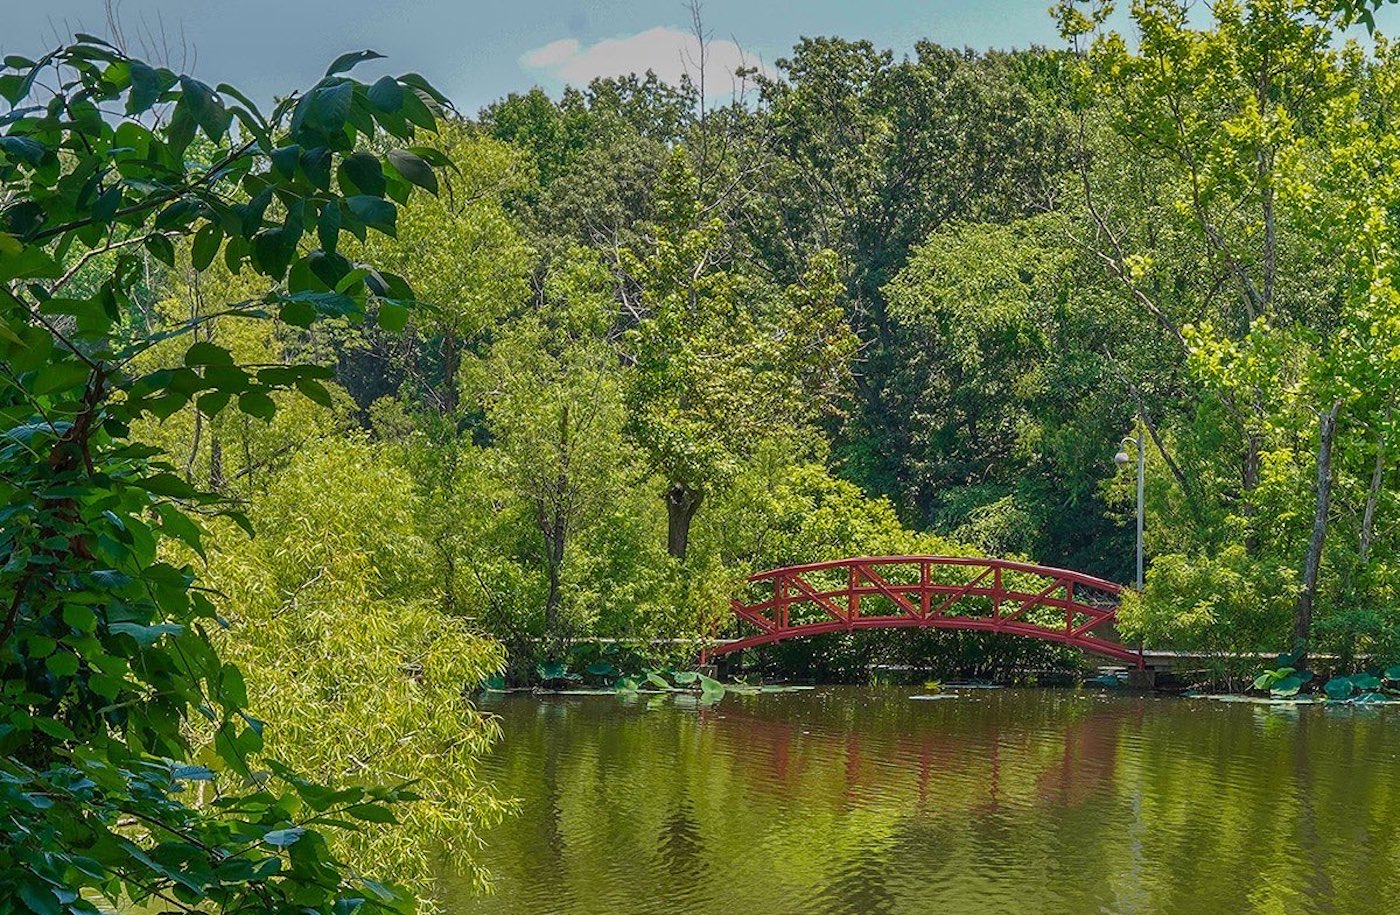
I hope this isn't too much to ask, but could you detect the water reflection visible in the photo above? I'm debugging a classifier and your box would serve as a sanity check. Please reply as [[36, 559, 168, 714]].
[[447, 689, 1400, 915]]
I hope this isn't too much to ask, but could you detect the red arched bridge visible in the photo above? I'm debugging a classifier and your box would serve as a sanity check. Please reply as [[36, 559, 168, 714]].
[[702, 556, 1143, 668]]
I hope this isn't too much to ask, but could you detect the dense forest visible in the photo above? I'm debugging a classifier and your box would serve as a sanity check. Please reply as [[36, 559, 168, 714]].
[[143, 0, 1400, 675], [6, 0, 1400, 909]]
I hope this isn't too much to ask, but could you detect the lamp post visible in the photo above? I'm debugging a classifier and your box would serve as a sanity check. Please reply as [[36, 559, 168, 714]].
[[1115, 432, 1144, 591]]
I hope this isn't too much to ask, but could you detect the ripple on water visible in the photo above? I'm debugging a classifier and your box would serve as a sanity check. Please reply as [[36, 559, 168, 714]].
[[449, 688, 1400, 915]]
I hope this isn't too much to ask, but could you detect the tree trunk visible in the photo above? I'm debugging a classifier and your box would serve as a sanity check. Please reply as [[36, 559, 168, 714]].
[[1359, 420, 1387, 567], [1243, 428, 1262, 553], [1294, 403, 1340, 666], [542, 511, 565, 638], [441, 329, 459, 416], [209, 435, 224, 492], [666, 482, 704, 560], [1130, 391, 1202, 522], [185, 406, 202, 484], [1242, 431, 1261, 494], [541, 404, 573, 638]]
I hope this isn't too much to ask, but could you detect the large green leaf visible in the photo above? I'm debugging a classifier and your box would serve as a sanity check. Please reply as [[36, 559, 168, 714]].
[[368, 75, 404, 112], [179, 76, 229, 138], [237, 390, 277, 420], [32, 360, 90, 396], [1352, 672, 1382, 691], [262, 828, 305, 848], [345, 803, 397, 824], [1269, 673, 1306, 697], [183, 341, 235, 367], [338, 150, 386, 197], [346, 195, 397, 236], [1323, 676, 1354, 700], [293, 80, 353, 141], [0, 135, 46, 165], [191, 223, 222, 270], [536, 660, 568, 682], [325, 49, 385, 76], [387, 148, 438, 194], [125, 60, 161, 113], [697, 674, 726, 702]]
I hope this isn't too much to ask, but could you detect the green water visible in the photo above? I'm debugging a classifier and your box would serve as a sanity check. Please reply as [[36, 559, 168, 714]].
[[448, 687, 1400, 914]]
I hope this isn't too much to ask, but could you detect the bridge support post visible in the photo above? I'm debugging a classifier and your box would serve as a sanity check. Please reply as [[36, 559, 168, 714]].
[[1126, 668, 1156, 690]]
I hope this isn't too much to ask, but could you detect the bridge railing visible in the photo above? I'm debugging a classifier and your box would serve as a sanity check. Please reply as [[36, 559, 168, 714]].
[[710, 555, 1141, 667]]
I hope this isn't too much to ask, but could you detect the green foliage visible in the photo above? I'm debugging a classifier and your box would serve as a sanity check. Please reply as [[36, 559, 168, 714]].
[[883, 213, 1130, 565], [751, 40, 1073, 519], [359, 122, 533, 415], [1251, 667, 1314, 697], [1120, 547, 1296, 659], [620, 150, 856, 558], [23, 9, 1400, 909], [1324, 675, 1356, 699], [1321, 670, 1395, 700], [1047, 0, 1400, 662], [200, 439, 509, 894], [0, 37, 461, 912], [703, 442, 956, 573]]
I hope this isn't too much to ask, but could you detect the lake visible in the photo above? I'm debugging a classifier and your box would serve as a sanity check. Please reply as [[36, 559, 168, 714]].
[[447, 687, 1400, 914]]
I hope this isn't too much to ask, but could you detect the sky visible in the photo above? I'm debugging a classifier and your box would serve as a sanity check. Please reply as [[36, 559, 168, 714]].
[[7, 1, 1400, 114]]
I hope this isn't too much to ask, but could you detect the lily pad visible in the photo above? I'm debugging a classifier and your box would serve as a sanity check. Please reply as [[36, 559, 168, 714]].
[[536, 660, 580, 683], [1352, 672, 1382, 691], [1323, 676, 1355, 700], [1270, 672, 1308, 697], [697, 673, 726, 702]]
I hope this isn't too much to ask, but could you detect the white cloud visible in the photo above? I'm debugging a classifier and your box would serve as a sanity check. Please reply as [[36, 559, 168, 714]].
[[521, 38, 581, 70], [519, 26, 763, 97]]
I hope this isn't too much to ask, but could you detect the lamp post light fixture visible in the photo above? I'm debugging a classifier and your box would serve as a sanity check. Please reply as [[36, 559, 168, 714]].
[[1115, 432, 1144, 591]]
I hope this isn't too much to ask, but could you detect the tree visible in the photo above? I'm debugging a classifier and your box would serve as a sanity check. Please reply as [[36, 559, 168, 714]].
[[483, 248, 629, 643], [621, 152, 856, 559], [1064, 0, 1400, 660], [882, 213, 1136, 570], [362, 123, 533, 417], [125, 260, 512, 897], [0, 38, 467, 911], [748, 40, 1071, 502], [201, 437, 509, 896]]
